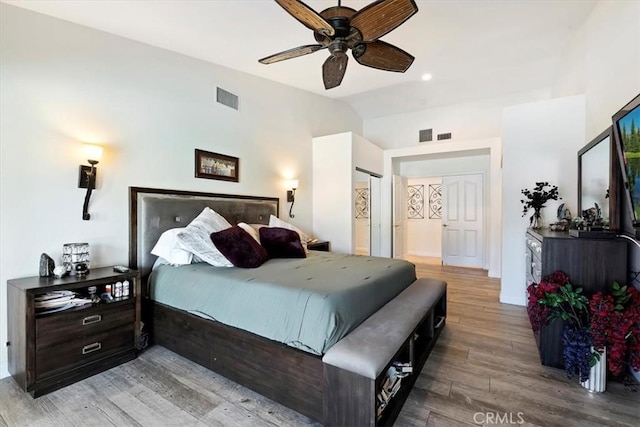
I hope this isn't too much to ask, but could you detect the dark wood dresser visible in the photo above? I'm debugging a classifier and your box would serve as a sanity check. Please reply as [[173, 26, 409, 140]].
[[525, 229, 627, 368], [7, 267, 141, 397]]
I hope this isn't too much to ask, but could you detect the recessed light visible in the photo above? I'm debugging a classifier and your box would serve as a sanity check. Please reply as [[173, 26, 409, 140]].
[[421, 73, 433, 81]]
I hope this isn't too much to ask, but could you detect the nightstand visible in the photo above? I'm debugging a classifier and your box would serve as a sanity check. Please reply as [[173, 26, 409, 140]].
[[7, 267, 141, 397], [307, 240, 330, 251]]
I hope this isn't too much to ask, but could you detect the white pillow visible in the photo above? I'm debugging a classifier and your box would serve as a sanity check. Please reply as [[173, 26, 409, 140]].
[[268, 215, 309, 253], [238, 222, 260, 244], [151, 228, 193, 265], [176, 207, 233, 267]]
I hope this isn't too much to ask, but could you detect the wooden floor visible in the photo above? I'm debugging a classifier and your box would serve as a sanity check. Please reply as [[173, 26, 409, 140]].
[[1, 263, 638, 426]]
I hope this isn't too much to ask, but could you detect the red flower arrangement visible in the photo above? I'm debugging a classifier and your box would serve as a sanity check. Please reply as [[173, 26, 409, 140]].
[[589, 282, 640, 376], [527, 271, 640, 381], [526, 271, 567, 332]]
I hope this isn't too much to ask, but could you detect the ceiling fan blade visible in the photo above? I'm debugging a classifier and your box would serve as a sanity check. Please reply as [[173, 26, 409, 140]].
[[322, 55, 349, 90], [350, 0, 418, 41], [259, 44, 325, 64], [353, 41, 414, 72], [275, 0, 335, 36]]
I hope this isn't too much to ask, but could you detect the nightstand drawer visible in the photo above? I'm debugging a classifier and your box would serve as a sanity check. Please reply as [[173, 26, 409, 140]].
[[36, 302, 135, 350], [36, 326, 134, 379]]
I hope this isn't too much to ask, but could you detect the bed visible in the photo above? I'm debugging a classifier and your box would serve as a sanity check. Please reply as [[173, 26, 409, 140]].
[[129, 187, 445, 426]]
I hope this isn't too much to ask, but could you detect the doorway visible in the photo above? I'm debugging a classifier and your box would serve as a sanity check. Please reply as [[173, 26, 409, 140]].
[[381, 138, 501, 277], [391, 171, 486, 269]]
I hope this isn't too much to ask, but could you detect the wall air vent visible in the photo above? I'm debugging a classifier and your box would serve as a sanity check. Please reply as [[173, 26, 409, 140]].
[[419, 129, 433, 143], [437, 133, 452, 140], [216, 87, 239, 110]]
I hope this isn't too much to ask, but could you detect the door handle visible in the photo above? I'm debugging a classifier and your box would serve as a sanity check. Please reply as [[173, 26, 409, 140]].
[[442, 224, 448, 227]]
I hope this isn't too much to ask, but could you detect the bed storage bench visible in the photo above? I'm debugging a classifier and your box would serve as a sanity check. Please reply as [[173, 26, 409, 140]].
[[322, 278, 447, 426]]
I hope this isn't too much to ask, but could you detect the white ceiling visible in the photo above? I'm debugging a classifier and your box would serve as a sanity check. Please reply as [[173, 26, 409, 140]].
[[4, 0, 597, 119]]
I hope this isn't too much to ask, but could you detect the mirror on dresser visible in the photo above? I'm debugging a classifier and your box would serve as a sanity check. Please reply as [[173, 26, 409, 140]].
[[578, 127, 618, 230]]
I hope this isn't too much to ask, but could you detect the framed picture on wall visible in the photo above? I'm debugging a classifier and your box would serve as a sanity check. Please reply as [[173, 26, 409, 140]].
[[195, 149, 239, 182]]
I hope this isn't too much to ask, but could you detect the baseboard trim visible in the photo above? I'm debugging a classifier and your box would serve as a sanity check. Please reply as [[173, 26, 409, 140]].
[[406, 250, 441, 258], [0, 361, 8, 379], [500, 294, 526, 307]]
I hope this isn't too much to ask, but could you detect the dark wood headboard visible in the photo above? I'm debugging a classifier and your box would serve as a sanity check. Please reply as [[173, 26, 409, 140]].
[[129, 187, 279, 279]]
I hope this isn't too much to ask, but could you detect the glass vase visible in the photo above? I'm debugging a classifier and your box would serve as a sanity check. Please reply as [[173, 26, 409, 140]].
[[531, 210, 543, 229]]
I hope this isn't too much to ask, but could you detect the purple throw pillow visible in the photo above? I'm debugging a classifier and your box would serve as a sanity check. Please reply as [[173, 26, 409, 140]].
[[210, 226, 269, 268], [259, 227, 307, 259]]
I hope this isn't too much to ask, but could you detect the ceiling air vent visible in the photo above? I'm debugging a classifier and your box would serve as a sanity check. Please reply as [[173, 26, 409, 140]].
[[419, 129, 433, 143], [216, 87, 239, 110], [437, 133, 452, 141]]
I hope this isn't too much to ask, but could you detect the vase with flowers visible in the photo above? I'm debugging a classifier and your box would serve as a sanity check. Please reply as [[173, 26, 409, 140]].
[[521, 182, 561, 229], [528, 271, 640, 391], [532, 272, 599, 383]]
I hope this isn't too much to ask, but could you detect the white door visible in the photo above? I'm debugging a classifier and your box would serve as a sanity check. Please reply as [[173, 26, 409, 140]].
[[442, 174, 484, 268], [392, 175, 408, 258]]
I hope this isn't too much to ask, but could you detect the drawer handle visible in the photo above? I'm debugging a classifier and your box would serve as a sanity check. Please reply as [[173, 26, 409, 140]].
[[82, 342, 102, 355], [82, 314, 102, 325], [434, 316, 446, 329]]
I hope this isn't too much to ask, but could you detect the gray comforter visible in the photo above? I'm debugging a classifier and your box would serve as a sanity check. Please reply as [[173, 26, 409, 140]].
[[149, 251, 416, 355]]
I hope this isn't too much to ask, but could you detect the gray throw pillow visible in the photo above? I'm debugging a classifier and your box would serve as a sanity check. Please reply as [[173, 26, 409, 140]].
[[177, 207, 233, 267]]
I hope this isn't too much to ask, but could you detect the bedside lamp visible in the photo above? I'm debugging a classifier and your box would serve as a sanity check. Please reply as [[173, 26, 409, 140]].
[[287, 180, 298, 218], [80, 143, 103, 220]]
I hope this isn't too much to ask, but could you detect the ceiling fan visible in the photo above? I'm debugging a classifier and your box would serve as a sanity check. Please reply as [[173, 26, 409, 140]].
[[259, 0, 419, 90]]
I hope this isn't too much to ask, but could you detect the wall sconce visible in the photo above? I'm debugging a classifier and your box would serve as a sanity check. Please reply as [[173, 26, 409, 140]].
[[287, 180, 298, 218], [79, 143, 103, 220]]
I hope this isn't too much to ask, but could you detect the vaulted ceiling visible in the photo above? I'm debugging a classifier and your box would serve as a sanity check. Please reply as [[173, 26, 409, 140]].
[[4, 0, 598, 119]]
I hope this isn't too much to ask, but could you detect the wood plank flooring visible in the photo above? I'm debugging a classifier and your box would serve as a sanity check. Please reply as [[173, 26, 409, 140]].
[[1, 262, 638, 426]]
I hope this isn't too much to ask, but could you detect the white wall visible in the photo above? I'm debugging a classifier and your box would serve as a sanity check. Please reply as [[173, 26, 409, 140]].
[[312, 133, 354, 253], [552, 1, 640, 141], [312, 132, 383, 254], [0, 4, 362, 379], [363, 89, 550, 149], [406, 177, 442, 258], [501, 95, 586, 306], [352, 133, 384, 176]]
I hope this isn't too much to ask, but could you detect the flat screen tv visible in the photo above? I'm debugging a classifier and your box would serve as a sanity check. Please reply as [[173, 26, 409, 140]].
[[612, 93, 640, 229]]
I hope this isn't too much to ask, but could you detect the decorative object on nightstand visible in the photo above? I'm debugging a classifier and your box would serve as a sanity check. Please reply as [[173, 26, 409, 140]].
[[79, 143, 103, 220], [307, 240, 330, 252], [7, 267, 141, 397], [38, 253, 55, 277], [520, 181, 561, 229], [52, 266, 66, 279], [287, 180, 298, 218], [62, 242, 90, 275]]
